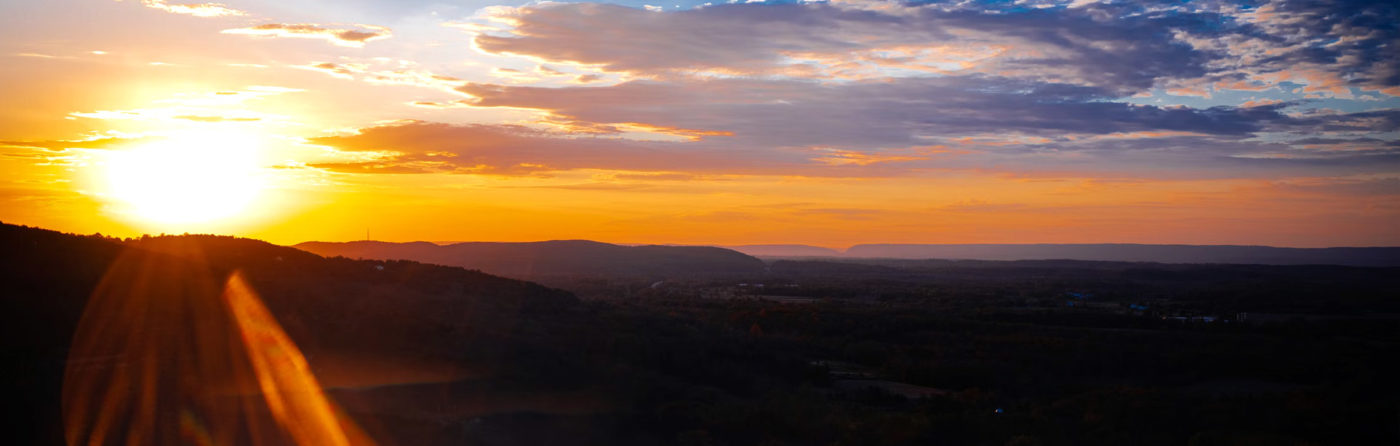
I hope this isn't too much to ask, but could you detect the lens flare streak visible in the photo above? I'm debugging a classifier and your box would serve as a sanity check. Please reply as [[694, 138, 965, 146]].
[[222, 272, 350, 446], [62, 245, 371, 446]]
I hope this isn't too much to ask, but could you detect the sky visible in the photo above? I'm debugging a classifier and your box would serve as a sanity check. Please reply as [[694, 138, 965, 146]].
[[0, 0, 1396, 247]]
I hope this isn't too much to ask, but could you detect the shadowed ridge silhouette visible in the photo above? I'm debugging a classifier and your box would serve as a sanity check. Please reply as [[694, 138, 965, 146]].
[[293, 239, 766, 280], [62, 237, 375, 446], [725, 244, 843, 258], [1, 222, 581, 444]]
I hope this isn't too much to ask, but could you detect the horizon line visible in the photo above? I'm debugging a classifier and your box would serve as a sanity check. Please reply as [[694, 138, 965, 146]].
[[292, 239, 1400, 251]]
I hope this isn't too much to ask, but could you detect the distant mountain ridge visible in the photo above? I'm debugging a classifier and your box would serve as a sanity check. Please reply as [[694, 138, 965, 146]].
[[725, 243, 1400, 267], [294, 239, 767, 279], [724, 244, 843, 257]]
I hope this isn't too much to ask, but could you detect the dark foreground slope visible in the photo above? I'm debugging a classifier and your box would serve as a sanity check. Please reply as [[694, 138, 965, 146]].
[[5, 222, 1399, 445], [0, 222, 575, 445], [295, 240, 766, 280], [844, 243, 1400, 266]]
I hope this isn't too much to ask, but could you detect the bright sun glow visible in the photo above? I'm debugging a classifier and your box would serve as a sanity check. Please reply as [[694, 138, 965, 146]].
[[103, 131, 266, 226]]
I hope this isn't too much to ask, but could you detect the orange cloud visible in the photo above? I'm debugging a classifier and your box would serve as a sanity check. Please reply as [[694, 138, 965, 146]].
[[810, 150, 927, 166], [537, 117, 733, 141], [1, 135, 155, 151]]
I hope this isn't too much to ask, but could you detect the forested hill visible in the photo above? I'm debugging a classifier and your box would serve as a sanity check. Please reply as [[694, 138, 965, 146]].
[[295, 239, 767, 279], [0, 222, 577, 445]]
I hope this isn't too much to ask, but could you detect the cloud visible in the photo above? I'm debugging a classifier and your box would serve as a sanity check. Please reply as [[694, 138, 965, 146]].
[[450, 73, 1400, 180], [304, 161, 447, 175], [172, 115, 261, 122], [466, 2, 1204, 90], [304, 121, 739, 176], [611, 172, 704, 181], [809, 147, 936, 166], [1, 136, 155, 151], [471, 3, 948, 79], [223, 23, 391, 47], [468, 1, 1399, 96], [302, 121, 955, 177], [296, 61, 461, 93], [302, 62, 363, 79], [12, 52, 70, 59], [139, 0, 244, 17], [65, 106, 273, 123], [457, 76, 1306, 150], [1222, 0, 1400, 95], [407, 100, 471, 109], [296, 112, 1400, 182]]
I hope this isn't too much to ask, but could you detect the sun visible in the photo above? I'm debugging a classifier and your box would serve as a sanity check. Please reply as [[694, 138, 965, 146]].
[[102, 131, 267, 227]]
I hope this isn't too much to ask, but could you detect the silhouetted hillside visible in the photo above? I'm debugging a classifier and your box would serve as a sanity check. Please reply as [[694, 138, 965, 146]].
[[0, 222, 576, 445], [726, 244, 842, 257], [844, 243, 1400, 266], [295, 240, 766, 280]]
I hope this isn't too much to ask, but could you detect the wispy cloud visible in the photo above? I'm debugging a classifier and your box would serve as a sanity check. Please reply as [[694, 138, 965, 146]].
[[139, 0, 244, 17], [810, 147, 935, 166], [172, 115, 261, 122], [12, 52, 70, 59], [456, 77, 1303, 149], [303, 121, 740, 176], [1, 135, 155, 151], [223, 23, 392, 47]]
